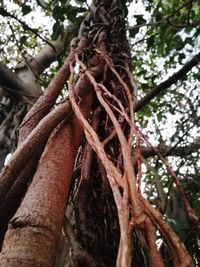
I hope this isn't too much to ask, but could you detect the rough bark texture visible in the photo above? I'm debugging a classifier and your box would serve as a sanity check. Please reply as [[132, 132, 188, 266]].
[[0, 91, 93, 266], [0, 69, 92, 207], [0, 26, 79, 165], [0, 38, 98, 246]]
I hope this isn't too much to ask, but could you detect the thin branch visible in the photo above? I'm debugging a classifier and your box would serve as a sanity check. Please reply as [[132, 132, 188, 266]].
[[186, 0, 193, 24], [129, 0, 194, 31], [136, 51, 200, 111], [140, 130, 200, 226], [0, 7, 56, 51], [142, 156, 166, 213], [139, 141, 200, 159], [169, 20, 200, 28]]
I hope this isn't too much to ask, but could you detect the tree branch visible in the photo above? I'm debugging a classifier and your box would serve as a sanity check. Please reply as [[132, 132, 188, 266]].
[[0, 63, 37, 99], [0, 7, 56, 51], [138, 141, 200, 159], [0, 23, 81, 100], [129, 0, 194, 32], [136, 51, 200, 111]]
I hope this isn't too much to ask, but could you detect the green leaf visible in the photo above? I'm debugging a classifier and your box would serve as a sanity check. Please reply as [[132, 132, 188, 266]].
[[52, 22, 64, 40], [174, 36, 184, 51], [52, 6, 65, 21], [157, 112, 163, 122], [185, 25, 193, 33], [129, 27, 139, 38], [0, 7, 8, 16], [66, 6, 87, 22], [140, 82, 149, 89], [192, 198, 200, 215], [36, 0, 47, 8], [142, 106, 152, 117], [178, 53, 185, 64], [185, 37, 193, 45], [22, 5, 32, 16], [167, 219, 182, 236], [20, 35, 27, 44], [134, 15, 146, 25], [147, 35, 155, 48]]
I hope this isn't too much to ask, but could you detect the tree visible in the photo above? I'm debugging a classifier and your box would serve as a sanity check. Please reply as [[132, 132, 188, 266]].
[[0, 0, 199, 266]]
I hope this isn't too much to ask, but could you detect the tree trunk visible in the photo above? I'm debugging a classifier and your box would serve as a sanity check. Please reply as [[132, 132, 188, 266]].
[[0, 1, 197, 266], [0, 90, 93, 266]]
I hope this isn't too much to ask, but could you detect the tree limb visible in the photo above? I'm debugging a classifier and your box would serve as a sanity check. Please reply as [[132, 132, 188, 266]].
[[0, 72, 95, 209], [138, 141, 200, 159], [0, 63, 37, 99], [136, 51, 200, 111]]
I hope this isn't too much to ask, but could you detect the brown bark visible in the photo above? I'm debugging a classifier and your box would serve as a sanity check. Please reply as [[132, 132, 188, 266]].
[[19, 37, 87, 144], [0, 38, 88, 213], [0, 74, 95, 251], [0, 100, 72, 205], [0, 63, 36, 99], [0, 159, 37, 248], [0, 91, 93, 266], [0, 70, 93, 208], [0, 39, 99, 245], [0, 50, 75, 244]]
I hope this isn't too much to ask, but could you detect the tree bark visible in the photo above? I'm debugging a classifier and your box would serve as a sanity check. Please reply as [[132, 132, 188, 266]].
[[0, 91, 93, 266]]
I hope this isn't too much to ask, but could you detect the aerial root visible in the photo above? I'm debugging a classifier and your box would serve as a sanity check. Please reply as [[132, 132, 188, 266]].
[[68, 51, 195, 267]]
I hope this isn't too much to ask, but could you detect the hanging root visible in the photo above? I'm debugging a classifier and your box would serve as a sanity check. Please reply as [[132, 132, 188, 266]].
[[67, 50, 194, 266], [65, 1, 197, 266]]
